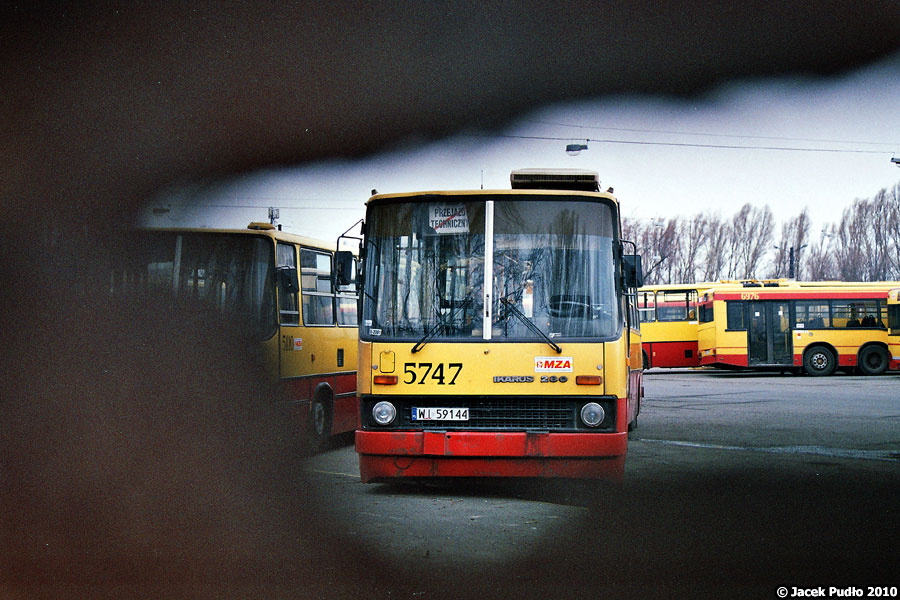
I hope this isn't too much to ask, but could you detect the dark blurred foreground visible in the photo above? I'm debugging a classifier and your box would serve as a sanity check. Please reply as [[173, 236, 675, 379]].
[[3, 2, 900, 598]]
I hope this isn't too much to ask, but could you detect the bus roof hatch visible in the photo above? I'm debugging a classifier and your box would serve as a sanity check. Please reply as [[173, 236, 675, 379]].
[[510, 169, 600, 192]]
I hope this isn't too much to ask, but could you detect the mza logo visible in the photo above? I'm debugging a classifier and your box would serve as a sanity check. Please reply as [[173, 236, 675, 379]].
[[534, 356, 573, 372]]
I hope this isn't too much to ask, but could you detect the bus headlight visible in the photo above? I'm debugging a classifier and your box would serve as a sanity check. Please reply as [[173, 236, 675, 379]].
[[372, 401, 397, 425], [580, 402, 605, 427]]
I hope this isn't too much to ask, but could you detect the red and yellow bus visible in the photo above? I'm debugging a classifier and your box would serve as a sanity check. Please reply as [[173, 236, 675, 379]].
[[697, 281, 900, 376], [637, 283, 715, 369], [114, 223, 359, 450], [339, 169, 644, 481]]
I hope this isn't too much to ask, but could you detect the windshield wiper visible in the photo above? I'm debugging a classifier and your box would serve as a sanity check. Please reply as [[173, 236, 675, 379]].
[[411, 296, 473, 354], [499, 297, 562, 354]]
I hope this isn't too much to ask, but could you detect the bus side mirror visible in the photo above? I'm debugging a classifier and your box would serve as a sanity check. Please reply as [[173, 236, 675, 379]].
[[624, 255, 644, 289], [334, 250, 355, 288], [277, 265, 300, 294]]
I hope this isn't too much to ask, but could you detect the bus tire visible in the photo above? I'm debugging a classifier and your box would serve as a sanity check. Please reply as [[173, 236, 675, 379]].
[[308, 393, 333, 452], [628, 397, 640, 432], [803, 346, 836, 377], [858, 345, 889, 376]]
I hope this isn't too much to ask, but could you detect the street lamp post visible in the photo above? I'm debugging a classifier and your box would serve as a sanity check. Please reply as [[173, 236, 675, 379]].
[[789, 244, 808, 279]]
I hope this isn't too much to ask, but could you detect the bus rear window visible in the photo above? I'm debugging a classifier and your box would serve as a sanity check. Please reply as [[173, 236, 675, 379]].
[[656, 290, 697, 322], [889, 305, 900, 331], [699, 302, 714, 323]]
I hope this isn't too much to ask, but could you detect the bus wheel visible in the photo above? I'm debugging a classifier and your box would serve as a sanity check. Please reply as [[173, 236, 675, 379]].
[[858, 346, 889, 376], [308, 395, 333, 452], [803, 346, 836, 376], [628, 398, 640, 432]]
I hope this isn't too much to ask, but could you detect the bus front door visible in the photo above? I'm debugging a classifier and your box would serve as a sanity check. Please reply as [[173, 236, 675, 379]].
[[748, 301, 792, 366]]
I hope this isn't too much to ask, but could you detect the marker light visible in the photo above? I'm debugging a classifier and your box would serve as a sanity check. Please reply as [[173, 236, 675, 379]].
[[373, 375, 398, 385], [372, 401, 397, 425], [580, 402, 606, 427], [575, 375, 602, 385]]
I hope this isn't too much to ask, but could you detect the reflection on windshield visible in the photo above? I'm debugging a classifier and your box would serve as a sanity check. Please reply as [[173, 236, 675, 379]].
[[364, 197, 619, 341], [366, 201, 485, 338]]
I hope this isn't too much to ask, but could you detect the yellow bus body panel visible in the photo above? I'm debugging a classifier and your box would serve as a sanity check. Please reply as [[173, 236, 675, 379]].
[[361, 340, 635, 399]]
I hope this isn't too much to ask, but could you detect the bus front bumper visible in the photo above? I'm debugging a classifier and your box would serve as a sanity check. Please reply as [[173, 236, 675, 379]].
[[355, 430, 627, 482]]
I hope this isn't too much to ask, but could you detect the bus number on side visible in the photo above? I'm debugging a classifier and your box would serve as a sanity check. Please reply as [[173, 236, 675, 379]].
[[403, 362, 463, 385], [740, 292, 760, 300]]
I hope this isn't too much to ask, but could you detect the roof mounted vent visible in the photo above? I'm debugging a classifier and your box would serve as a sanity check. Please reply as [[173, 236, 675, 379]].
[[510, 169, 600, 191], [248, 222, 276, 230]]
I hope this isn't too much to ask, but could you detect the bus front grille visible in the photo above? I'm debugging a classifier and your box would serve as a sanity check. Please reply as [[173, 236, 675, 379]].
[[360, 395, 617, 432]]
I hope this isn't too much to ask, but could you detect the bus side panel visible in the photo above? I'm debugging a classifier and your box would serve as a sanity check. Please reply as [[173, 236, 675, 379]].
[[281, 373, 358, 437], [792, 330, 894, 370], [281, 377, 313, 435], [699, 308, 749, 367], [332, 372, 360, 434], [645, 341, 700, 368], [699, 352, 749, 368]]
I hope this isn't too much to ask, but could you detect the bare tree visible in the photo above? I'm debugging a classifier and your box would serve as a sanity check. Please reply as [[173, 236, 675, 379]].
[[623, 179, 900, 286], [675, 214, 709, 283], [702, 214, 730, 282], [726, 204, 774, 279], [622, 217, 673, 285], [769, 208, 811, 279], [887, 183, 900, 277], [805, 226, 838, 280]]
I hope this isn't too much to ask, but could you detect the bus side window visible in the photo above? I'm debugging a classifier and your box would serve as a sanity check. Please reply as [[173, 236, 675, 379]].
[[726, 301, 746, 330], [301, 248, 336, 326], [638, 291, 655, 323], [277, 243, 300, 326], [795, 301, 830, 329]]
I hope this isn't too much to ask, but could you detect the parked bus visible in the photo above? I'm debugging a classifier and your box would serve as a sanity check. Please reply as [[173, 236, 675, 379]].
[[112, 223, 359, 450], [889, 288, 900, 367], [697, 280, 900, 376], [337, 169, 644, 482], [637, 283, 715, 369]]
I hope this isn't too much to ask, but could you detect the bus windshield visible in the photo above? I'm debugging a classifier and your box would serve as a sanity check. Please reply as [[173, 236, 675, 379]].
[[114, 231, 278, 339], [363, 197, 619, 341]]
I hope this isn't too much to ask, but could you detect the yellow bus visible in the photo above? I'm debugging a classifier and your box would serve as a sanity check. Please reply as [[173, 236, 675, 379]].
[[113, 223, 359, 450], [337, 169, 644, 481], [697, 280, 900, 376], [637, 283, 715, 369]]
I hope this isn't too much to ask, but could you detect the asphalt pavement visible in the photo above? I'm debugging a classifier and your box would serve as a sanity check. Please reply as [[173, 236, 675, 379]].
[[297, 369, 900, 599]]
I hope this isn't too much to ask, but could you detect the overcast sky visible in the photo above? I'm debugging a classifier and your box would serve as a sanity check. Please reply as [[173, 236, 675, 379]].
[[143, 51, 900, 244]]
